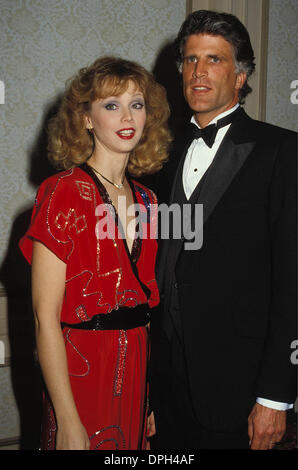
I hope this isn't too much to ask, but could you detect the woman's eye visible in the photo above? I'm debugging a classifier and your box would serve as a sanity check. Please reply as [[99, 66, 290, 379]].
[[105, 103, 118, 110], [132, 102, 145, 109]]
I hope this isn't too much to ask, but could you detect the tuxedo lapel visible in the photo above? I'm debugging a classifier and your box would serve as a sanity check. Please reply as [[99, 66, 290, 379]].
[[196, 138, 255, 225]]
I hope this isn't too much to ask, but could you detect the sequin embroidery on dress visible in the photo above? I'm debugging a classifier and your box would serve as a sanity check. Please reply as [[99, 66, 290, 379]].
[[89, 425, 126, 450], [64, 328, 90, 377], [46, 170, 75, 260], [113, 330, 128, 397], [55, 208, 87, 234]]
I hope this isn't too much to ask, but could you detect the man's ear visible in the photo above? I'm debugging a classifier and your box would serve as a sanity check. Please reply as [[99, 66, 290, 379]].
[[235, 72, 247, 91]]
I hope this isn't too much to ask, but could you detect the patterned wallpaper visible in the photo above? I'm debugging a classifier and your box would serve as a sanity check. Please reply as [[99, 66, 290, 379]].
[[0, 0, 186, 282], [266, 0, 298, 131], [0, 368, 20, 440]]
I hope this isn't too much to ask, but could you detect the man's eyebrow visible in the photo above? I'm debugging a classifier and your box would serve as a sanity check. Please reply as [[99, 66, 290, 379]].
[[183, 53, 198, 59], [208, 53, 227, 59], [184, 53, 226, 58]]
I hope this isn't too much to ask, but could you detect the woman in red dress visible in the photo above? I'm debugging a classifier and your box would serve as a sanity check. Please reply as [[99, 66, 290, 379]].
[[19, 57, 171, 450]]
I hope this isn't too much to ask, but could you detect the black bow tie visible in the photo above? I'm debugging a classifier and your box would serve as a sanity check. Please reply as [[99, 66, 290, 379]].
[[188, 123, 217, 148], [188, 107, 241, 148]]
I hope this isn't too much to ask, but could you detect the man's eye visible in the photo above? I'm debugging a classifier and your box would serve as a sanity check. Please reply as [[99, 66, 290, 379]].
[[185, 56, 198, 64], [210, 56, 220, 63], [105, 103, 118, 110]]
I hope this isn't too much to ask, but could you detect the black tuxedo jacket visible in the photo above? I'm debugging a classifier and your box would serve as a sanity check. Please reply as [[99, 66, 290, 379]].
[[151, 108, 297, 432]]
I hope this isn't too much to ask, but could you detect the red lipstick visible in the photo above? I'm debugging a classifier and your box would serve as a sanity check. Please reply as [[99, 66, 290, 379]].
[[116, 128, 136, 140]]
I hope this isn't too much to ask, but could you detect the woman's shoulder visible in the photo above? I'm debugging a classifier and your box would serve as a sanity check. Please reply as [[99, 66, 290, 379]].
[[38, 166, 94, 197]]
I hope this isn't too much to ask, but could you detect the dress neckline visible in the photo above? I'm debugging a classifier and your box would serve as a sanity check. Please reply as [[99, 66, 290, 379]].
[[79, 162, 141, 264]]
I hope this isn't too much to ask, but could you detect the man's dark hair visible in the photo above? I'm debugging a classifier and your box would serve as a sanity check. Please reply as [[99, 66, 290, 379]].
[[174, 10, 256, 104]]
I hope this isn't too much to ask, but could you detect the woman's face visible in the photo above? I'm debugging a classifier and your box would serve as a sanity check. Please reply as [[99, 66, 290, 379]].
[[85, 81, 146, 158]]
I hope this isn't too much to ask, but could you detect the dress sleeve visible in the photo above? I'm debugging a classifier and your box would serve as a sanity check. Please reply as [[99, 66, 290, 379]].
[[19, 175, 75, 264]]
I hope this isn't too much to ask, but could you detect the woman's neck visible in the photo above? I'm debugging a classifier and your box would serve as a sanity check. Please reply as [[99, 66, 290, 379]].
[[87, 151, 129, 186]]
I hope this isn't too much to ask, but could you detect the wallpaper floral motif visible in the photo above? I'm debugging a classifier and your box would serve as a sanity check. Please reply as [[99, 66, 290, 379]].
[[0, 0, 186, 273]]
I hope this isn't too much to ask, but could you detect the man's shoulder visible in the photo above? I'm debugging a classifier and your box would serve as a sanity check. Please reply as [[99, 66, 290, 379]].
[[253, 119, 296, 136], [241, 111, 297, 140]]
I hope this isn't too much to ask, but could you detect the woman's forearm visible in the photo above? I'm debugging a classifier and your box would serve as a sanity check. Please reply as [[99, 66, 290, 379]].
[[32, 241, 81, 425], [35, 315, 80, 425], [35, 315, 90, 449], [31, 242, 90, 449]]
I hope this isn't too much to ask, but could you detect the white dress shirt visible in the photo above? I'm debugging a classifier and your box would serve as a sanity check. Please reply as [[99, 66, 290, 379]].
[[182, 105, 293, 411], [183, 104, 239, 199]]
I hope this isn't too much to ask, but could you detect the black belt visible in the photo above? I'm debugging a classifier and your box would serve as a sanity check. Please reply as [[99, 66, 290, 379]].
[[61, 303, 151, 331]]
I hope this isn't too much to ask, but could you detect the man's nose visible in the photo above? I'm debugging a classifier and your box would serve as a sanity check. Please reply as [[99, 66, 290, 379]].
[[192, 61, 208, 79]]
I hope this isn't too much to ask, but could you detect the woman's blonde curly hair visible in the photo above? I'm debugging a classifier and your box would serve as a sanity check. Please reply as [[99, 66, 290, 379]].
[[47, 56, 172, 177]]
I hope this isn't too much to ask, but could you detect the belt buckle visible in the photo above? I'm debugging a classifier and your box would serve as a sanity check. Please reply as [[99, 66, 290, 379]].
[[92, 314, 103, 330]]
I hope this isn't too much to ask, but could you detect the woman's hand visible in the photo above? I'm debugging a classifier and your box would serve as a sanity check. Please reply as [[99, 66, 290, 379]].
[[147, 411, 156, 438], [146, 411, 156, 450], [56, 420, 90, 450]]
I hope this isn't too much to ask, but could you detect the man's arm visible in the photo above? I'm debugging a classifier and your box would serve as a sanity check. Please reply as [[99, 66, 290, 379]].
[[250, 131, 297, 450], [248, 403, 287, 450], [255, 131, 297, 403]]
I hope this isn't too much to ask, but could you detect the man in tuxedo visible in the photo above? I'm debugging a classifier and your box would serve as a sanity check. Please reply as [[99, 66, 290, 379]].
[[149, 10, 297, 450]]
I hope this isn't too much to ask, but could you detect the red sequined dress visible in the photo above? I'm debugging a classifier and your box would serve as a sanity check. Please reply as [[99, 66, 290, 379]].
[[19, 163, 159, 450]]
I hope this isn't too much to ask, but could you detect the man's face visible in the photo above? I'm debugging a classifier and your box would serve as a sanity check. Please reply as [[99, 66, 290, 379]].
[[182, 33, 246, 127]]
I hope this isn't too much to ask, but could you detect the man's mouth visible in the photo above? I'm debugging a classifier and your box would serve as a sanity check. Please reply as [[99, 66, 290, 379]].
[[116, 128, 136, 139], [192, 86, 211, 92]]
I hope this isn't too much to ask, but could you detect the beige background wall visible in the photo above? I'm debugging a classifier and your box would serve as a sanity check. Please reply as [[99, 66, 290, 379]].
[[266, 0, 298, 131]]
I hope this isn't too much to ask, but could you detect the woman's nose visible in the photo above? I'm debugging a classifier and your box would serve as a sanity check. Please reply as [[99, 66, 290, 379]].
[[121, 107, 133, 121]]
